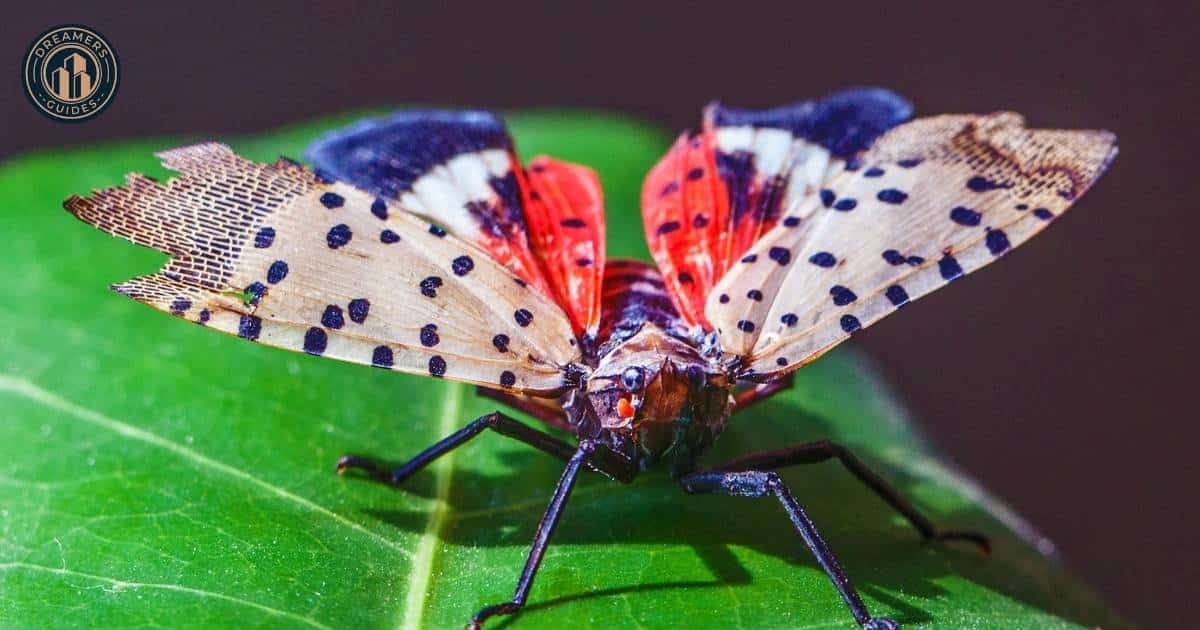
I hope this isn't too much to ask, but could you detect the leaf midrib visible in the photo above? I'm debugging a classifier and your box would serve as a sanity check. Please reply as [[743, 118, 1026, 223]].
[[400, 382, 465, 630]]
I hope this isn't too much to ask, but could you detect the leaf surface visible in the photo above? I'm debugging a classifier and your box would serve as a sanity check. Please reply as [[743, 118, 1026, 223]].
[[0, 111, 1122, 628]]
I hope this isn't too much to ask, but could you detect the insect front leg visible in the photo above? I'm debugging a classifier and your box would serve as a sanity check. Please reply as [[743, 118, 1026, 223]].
[[336, 411, 637, 486], [336, 411, 577, 486], [712, 440, 989, 554], [469, 440, 612, 629], [680, 470, 898, 630], [732, 373, 795, 411]]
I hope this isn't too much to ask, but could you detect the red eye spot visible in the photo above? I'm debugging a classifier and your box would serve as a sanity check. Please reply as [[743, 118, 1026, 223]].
[[617, 397, 635, 419]]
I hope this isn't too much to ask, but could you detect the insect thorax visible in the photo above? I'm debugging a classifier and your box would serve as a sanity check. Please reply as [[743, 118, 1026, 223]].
[[571, 321, 732, 476]]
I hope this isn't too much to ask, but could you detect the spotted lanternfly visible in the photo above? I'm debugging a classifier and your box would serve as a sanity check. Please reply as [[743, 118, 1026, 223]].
[[65, 90, 1116, 629]]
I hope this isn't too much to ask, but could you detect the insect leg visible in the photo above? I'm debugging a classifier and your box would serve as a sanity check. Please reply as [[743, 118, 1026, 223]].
[[712, 440, 989, 554], [469, 440, 597, 629], [680, 470, 897, 630], [336, 411, 575, 485], [732, 373, 795, 411]]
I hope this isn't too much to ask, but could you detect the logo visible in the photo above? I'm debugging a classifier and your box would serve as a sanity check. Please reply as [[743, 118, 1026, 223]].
[[23, 25, 119, 123]]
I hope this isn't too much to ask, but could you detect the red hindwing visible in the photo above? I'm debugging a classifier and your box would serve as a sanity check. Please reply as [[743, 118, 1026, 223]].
[[523, 156, 606, 339], [641, 133, 730, 330]]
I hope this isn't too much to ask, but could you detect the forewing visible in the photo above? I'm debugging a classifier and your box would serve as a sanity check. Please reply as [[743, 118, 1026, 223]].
[[523, 156, 606, 340], [65, 143, 580, 395], [706, 113, 1118, 377], [642, 88, 912, 331]]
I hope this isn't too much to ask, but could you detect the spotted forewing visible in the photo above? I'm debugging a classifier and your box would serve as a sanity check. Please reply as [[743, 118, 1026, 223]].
[[696, 112, 1117, 376], [65, 144, 580, 394]]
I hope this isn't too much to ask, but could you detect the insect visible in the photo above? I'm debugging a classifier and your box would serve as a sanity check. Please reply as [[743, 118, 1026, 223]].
[[65, 88, 1116, 628]]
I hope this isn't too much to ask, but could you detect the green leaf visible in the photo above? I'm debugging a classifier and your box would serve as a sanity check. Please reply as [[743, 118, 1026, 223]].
[[0, 111, 1122, 629]]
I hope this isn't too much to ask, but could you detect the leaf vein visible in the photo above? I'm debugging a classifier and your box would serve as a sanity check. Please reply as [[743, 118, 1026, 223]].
[[0, 561, 333, 629], [0, 375, 409, 558]]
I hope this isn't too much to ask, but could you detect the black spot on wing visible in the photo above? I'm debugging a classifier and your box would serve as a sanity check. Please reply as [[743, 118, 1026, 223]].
[[829, 285, 857, 306], [327, 224, 352, 249], [949, 206, 981, 226], [320, 192, 345, 209], [254, 227, 275, 248], [966, 176, 1010, 192], [986, 228, 1011, 255], [809, 252, 836, 267], [303, 327, 327, 355], [348, 298, 370, 323], [876, 189, 907, 204], [938, 254, 964, 281], [372, 345, 393, 368], [452, 255, 474, 276], [321, 305, 345, 329], [267, 260, 288, 284], [238, 315, 261, 340], [244, 282, 267, 306], [657, 221, 681, 236], [371, 198, 388, 220], [420, 323, 440, 347], [886, 285, 910, 307], [420, 276, 443, 298], [428, 355, 447, 377]]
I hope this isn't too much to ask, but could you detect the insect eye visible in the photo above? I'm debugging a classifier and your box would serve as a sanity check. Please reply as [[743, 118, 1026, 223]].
[[621, 366, 645, 391]]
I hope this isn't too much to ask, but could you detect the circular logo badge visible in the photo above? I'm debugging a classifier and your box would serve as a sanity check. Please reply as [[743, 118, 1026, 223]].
[[23, 25, 119, 123]]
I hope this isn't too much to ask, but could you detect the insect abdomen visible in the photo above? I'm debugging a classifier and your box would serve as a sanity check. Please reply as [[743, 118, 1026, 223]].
[[596, 259, 686, 355]]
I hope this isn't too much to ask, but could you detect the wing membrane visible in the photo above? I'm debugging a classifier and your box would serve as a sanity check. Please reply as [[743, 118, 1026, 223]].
[[66, 143, 580, 395], [705, 113, 1117, 376]]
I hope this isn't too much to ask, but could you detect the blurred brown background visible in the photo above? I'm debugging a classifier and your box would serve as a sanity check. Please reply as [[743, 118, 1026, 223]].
[[3, 2, 1195, 626]]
